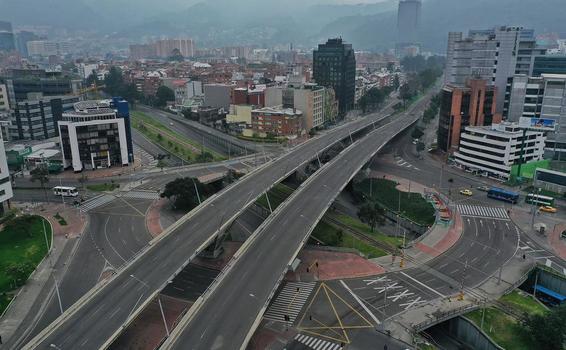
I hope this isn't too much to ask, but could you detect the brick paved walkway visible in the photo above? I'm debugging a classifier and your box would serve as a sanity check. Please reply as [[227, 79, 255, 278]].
[[286, 248, 385, 282], [146, 198, 167, 237]]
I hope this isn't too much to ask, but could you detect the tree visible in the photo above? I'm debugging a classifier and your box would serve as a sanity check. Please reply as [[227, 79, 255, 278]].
[[161, 177, 210, 211], [525, 304, 566, 350], [411, 127, 424, 140], [30, 166, 49, 202], [399, 84, 414, 106], [155, 86, 175, 107], [104, 66, 125, 96], [156, 160, 166, 171], [78, 173, 88, 189], [196, 152, 214, 163], [168, 48, 184, 62], [86, 71, 100, 87], [358, 202, 385, 232]]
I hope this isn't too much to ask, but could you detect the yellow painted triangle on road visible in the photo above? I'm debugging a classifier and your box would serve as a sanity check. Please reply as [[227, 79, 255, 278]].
[[297, 282, 374, 344]]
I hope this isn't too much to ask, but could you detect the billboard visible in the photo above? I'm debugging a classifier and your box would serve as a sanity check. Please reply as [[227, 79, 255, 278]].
[[518, 117, 556, 131]]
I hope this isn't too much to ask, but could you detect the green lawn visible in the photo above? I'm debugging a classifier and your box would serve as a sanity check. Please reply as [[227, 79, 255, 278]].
[[332, 214, 404, 248], [311, 221, 386, 258], [466, 308, 534, 350], [0, 215, 52, 315], [87, 182, 119, 192], [131, 111, 224, 162], [255, 184, 294, 210], [500, 290, 548, 316], [355, 178, 436, 226], [237, 135, 285, 143]]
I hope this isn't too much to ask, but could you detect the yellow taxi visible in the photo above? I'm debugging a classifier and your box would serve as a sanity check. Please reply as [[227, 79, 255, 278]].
[[459, 189, 473, 196], [539, 206, 557, 213]]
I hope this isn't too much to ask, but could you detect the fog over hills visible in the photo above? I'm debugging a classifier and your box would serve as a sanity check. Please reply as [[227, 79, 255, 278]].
[[1, 0, 565, 51]]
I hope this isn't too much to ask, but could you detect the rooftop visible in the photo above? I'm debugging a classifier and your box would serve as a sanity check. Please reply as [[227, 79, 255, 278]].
[[252, 106, 302, 116]]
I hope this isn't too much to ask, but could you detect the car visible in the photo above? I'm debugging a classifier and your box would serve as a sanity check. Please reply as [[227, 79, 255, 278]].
[[539, 206, 557, 213], [170, 122, 174, 126], [459, 189, 473, 196], [476, 185, 490, 192]]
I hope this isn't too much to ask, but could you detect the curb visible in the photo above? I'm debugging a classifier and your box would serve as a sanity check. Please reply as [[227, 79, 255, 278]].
[[0, 215, 53, 320]]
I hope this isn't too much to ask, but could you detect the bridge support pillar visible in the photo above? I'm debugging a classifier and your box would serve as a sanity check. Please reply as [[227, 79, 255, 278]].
[[199, 235, 225, 259]]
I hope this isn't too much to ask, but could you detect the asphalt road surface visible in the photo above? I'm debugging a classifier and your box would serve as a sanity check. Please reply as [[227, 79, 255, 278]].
[[23, 98, 404, 349], [163, 96, 432, 349], [7, 197, 153, 350]]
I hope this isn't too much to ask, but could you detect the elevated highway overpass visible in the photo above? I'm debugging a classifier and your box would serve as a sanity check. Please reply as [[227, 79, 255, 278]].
[[159, 91, 457, 349], [23, 97, 408, 349]]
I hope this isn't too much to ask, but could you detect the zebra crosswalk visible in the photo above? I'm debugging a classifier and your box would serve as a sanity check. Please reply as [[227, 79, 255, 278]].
[[120, 191, 160, 200], [293, 334, 342, 350], [134, 145, 157, 167], [457, 205, 509, 220], [79, 194, 115, 212], [264, 281, 316, 324]]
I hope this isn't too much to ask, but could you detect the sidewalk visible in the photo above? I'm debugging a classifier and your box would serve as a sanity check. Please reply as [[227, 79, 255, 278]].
[[388, 252, 534, 345], [509, 204, 566, 259], [285, 248, 385, 282], [51, 158, 143, 180], [368, 174, 463, 271], [0, 203, 87, 344]]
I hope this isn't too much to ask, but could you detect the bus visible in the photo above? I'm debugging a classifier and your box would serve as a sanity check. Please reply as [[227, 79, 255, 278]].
[[53, 186, 79, 197], [525, 193, 555, 207], [487, 187, 520, 204]]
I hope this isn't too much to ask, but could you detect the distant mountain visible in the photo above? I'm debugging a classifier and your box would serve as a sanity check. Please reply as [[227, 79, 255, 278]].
[[0, 0, 106, 30], [318, 0, 566, 52], [1, 0, 566, 51]]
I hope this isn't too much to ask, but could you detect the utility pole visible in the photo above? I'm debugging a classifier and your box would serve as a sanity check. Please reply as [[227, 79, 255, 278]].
[[265, 191, 273, 214], [158, 295, 170, 336], [191, 178, 202, 205], [530, 187, 541, 227]]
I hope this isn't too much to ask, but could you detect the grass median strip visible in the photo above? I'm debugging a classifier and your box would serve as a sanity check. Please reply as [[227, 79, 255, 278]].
[[131, 111, 225, 163], [354, 178, 435, 226], [311, 221, 386, 258]]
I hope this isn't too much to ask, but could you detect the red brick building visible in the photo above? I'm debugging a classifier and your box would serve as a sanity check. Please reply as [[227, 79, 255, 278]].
[[251, 106, 302, 137], [438, 79, 502, 153]]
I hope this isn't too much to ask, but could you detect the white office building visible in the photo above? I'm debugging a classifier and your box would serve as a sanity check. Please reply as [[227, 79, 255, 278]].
[[454, 122, 546, 180], [0, 131, 13, 214], [444, 26, 546, 114], [0, 83, 9, 111], [58, 101, 130, 172], [507, 73, 566, 159]]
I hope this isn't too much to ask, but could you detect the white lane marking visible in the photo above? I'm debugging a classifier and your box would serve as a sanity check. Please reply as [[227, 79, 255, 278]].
[[340, 280, 380, 325], [399, 296, 428, 310], [400, 272, 446, 298], [108, 307, 121, 319]]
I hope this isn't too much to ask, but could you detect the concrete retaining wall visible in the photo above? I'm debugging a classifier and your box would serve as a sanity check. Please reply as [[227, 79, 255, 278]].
[[442, 316, 503, 350]]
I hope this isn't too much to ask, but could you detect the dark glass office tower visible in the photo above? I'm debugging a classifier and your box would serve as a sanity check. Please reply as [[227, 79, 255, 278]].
[[313, 38, 356, 115]]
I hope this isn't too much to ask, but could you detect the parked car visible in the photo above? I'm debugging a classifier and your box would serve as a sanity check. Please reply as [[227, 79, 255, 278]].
[[539, 206, 557, 213], [460, 189, 473, 196]]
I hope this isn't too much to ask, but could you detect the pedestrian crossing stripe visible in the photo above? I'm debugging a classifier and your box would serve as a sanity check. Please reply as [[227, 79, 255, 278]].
[[134, 145, 157, 166], [79, 194, 115, 212], [457, 205, 509, 219], [294, 334, 342, 350], [120, 191, 160, 200], [264, 281, 316, 324]]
